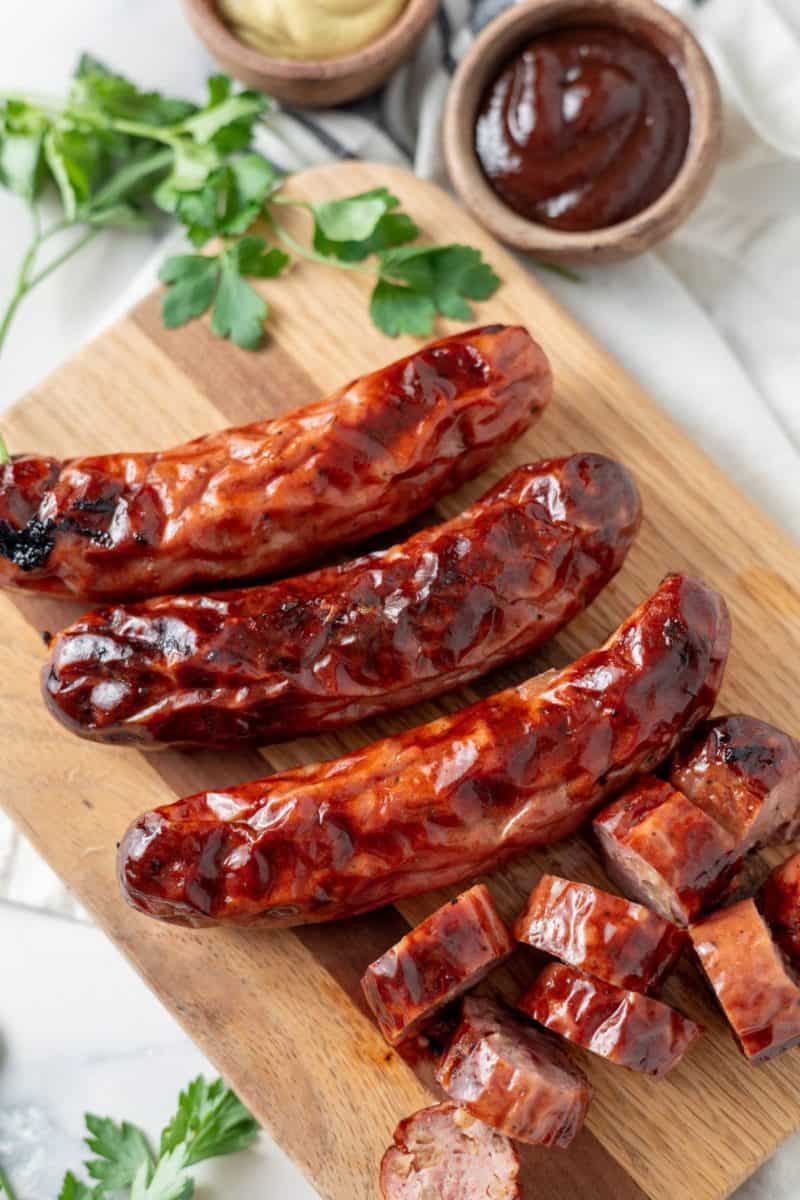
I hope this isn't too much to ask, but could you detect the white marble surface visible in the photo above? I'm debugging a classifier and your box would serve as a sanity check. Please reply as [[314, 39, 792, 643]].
[[0, 903, 319, 1198]]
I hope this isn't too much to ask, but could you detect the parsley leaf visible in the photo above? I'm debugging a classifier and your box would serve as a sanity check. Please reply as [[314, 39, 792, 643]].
[[84, 1113, 153, 1189], [369, 243, 501, 336], [130, 1152, 193, 1200], [0, 55, 507, 355], [211, 254, 269, 349], [57, 1172, 104, 1200], [159, 1076, 260, 1166], [312, 187, 418, 262], [370, 280, 436, 336], [159, 239, 286, 347], [53, 1076, 259, 1200]]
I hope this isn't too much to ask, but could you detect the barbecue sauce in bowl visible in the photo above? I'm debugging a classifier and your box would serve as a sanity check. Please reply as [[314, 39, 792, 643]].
[[475, 25, 691, 232]]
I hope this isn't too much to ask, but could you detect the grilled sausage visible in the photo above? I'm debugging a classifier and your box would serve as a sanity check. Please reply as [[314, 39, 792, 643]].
[[669, 715, 800, 851], [0, 325, 549, 599], [513, 875, 685, 992], [118, 574, 731, 928], [518, 962, 702, 1078], [690, 899, 800, 1062], [362, 885, 514, 1047], [593, 777, 742, 926], [435, 995, 592, 1147], [42, 453, 642, 749], [762, 853, 800, 965], [379, 1103, 521, 1200]]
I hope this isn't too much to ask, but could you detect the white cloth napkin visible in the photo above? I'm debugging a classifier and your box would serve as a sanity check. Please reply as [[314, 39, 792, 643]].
[[0, 2, 798, 1191]]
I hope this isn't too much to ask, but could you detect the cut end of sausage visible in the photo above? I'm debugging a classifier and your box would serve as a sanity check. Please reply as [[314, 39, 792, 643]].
[[519, 962, 703, 1079], [593, 777, 742, 926], [362, 884, 514, 1046], [690, 898, 800, 1063], [436, 995, 592, 1147], [379, 1103, 520, 1200], [514, 874, 685, 992], [669, 714, 800, 851], [762, 853, 800, 967]]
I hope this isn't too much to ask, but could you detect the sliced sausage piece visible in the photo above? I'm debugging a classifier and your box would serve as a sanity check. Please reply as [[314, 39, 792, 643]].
[[514, 875, 685, 992], [762, 853, 800, 965], [0, 325, 550, 599], [362, 885, 514, 1046], [669, 715, 800, 851], [379, 1103, 520, 1200], [593, 776, 742, 926], [690, 898, 800, 1063], [119, 574, 731, 928], [518, 962, 703, 1079], [42, 453, 642, 749], [435, 995, 592, 1147]]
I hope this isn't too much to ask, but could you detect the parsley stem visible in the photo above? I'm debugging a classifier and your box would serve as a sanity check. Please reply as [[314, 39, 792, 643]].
[[271, 218, 376, 276], [0, 220, 98, 355], [0, 204, 44, 354], [0, 432, 10, 465], [27, 227, 99, 289], [106, 117, 179, 145], [0, 1164, 19, 1200]]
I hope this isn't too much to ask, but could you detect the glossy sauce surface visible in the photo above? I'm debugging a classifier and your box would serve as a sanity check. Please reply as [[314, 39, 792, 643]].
[[670, 714, 800, 850], [361, 884, 513, 1046], [594, 776, 742, 925], [43, 453, 641, 748], [435, 996, 591, 1147], [514, 874, 685, 992], [475, 25, 691, 231], [0, 325, 549, 598], [519, 962, 702, 1078], [118, 574, 731, 928], [762, 853, 800, 966], [690, 899, 800, 1062]]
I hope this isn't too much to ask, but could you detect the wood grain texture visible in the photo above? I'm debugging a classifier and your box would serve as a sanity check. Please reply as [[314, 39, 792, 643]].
[[1, 162, 799, 1200]]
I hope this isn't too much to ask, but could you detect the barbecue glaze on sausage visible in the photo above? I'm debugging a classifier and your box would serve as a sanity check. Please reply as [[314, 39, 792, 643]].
[[762, 853, 800, 966], [518, 962, 702, 1078], [42, 453, 641, 749], [362, 885, 514, 1047], [669, 715, 800, 851], [514, 875, 685, 992], [379, 1103, 521, 1200], [593, 777, 742, 926], [690, 899, 800, 1062], [436, 996, 592, 1147], [118, 574, 731, 928], [0, 325, 550, 599]]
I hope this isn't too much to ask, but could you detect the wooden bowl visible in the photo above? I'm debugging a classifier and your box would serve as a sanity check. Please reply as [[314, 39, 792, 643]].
[[181, 0, 439, 108], [443, 0, 722, 263]]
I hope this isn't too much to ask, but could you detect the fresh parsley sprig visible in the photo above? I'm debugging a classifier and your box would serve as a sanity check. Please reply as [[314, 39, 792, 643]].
[[0, 55, 503, 356], [20, 1075, 261, 1200], [0, 59, 268, 351]]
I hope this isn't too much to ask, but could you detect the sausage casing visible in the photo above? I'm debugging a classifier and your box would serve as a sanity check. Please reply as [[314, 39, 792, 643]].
[[361, 884, 514, 1046], [42, 453, 641, 748], [0, 325, 550, 599], [435, 996, 592, 1147], [518, 962, 702, 1078], [690, 899, 800, 1063], [593, 776, 742, 926], [118, 574, 731, 928], [669, 715, 800, 851], [513, 875, 685, 992], [762, 853, 800, 966]]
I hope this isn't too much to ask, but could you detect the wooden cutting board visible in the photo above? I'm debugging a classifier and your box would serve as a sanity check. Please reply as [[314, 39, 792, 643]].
[[2, 161, 799, 1200]]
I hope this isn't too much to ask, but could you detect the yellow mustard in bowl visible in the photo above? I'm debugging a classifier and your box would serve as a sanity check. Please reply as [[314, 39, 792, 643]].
[[219, 0, 410, 61]]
